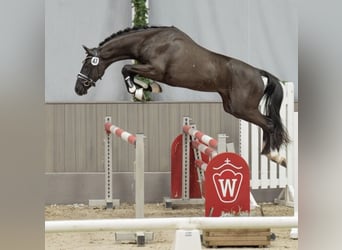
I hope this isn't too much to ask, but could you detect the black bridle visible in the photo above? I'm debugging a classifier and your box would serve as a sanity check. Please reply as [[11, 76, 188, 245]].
[[77, 71, 97, 87], [77, 52, 101, 88]]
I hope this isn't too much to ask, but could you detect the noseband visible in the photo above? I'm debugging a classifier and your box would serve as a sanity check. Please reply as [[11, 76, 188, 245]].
[[77, 53, 101, 88], [77, 72, 97, 87]]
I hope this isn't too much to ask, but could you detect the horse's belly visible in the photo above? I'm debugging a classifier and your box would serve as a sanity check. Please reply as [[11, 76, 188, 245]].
[[165, 75, 216, 92]]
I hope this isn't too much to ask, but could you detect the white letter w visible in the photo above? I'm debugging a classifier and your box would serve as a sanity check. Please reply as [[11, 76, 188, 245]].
[[218, 179, 237, 197]]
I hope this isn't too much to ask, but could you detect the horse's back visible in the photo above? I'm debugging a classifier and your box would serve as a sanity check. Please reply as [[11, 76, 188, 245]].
[[140, 27, 208, 55]]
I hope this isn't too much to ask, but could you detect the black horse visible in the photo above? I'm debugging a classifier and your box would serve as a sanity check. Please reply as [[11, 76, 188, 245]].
[[75, 26, 289, 166]]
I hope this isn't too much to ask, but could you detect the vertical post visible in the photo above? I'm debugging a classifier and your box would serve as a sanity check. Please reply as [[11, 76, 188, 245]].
[[190, 124, 204, 197], [217, 134, 227, 153], [104, 116, 113, 209], [286, 82, 295, 204], [135, 134, 145, 218], [293, 112, 298, 214], [182, 117, 191, 200], [290, 109, 299, 239], [239, 120, 249, 164]]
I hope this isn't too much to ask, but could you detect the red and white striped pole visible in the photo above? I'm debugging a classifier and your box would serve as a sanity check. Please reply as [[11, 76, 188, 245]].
[[194, 159, 207, 172], [183, 125, 218, 149], [191, 140, 218, 158], [105, 122, 136, 145]]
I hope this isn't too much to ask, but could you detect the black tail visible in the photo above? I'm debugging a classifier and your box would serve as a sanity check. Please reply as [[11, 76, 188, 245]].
[[259, 70, 290, 154]]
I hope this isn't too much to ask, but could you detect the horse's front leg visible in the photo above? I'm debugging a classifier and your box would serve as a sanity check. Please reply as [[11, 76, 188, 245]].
[[121, 66, 137, 94], [121, 64, 163, 95]]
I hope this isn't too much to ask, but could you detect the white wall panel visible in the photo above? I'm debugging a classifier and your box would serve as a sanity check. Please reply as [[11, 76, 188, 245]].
[[45, 0, 297, 102]]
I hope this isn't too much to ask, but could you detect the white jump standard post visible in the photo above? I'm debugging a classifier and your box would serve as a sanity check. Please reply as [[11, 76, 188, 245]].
[[182, 117, 191, 201], [90, 116, 151, 246], [164, 117, 230, 208], [104, 117, 114, 208], [103, 117, 152, 246], [89, 116, 120, 209]]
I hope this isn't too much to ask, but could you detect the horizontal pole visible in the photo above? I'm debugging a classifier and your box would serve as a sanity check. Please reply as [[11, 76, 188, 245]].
[[191, 140, 217, 158], [194, 159, 207, 171], [45, 216, 298, 233], [104, 122, 136, 145], [183, 125, 217, 149]]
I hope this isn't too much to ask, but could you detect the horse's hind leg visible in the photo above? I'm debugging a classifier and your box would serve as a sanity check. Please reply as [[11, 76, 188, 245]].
[[247, 111, 287, 167], [260, 128, 287, 167], [221, 95, 287, 167]]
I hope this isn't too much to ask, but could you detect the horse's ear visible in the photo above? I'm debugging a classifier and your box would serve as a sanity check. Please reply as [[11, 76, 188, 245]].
[[82, 45, 90, 54]]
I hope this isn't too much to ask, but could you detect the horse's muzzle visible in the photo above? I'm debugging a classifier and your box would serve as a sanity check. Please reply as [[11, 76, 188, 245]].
[[75, 81, 88, 96]]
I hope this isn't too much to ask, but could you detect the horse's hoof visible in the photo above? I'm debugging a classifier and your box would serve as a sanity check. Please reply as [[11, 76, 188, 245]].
[[280, 159, 287, 168], [128, 85, 136, 94], [150, 82, 162, 93]]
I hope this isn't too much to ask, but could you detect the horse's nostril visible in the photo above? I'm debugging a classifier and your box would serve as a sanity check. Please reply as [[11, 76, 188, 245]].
[[75, 83, 85, 96]]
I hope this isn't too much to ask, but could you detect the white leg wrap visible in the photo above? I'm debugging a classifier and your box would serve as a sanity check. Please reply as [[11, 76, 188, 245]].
[[134, 88, 144, 101], [267, 150, 287, 167], [134, 78, 149, 89], [128, 85, 136, 94]]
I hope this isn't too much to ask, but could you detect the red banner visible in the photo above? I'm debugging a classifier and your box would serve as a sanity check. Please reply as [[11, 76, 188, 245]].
[[205, 152, 250, 217]]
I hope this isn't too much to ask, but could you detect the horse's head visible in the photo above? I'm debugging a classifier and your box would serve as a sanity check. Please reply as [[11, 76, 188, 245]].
[[75, 45, 106, 95]]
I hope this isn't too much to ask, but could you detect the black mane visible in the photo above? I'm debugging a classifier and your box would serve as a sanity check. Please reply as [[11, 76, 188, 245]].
[[98, 26, 173, 47]]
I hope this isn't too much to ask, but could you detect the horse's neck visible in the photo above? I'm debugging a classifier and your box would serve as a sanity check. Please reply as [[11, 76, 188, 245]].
[[99, 35, 140, 64]]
